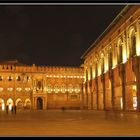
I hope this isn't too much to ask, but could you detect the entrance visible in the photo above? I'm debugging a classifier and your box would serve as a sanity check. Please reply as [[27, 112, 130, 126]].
[[37, 97, 43, 110]]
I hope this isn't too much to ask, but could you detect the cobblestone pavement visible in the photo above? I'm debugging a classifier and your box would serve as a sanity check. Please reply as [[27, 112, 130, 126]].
[[0, 109, 140, 136]]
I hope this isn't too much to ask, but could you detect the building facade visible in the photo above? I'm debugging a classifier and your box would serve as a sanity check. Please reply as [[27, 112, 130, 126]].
[[81, 5, 140, 111], [0, 60, 84, 111]]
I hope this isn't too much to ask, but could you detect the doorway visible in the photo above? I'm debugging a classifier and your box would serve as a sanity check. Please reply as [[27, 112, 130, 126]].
[[37, 97, 43, 110]]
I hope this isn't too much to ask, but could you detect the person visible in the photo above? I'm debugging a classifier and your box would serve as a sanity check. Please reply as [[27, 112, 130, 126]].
[[11, 106, 14, 114], [6, 105, 8, 114], [14, 105, 17, 114], [61, 107, 65, 112]]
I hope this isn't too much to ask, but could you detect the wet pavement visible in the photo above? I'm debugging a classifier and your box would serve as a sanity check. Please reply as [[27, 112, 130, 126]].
[[0, 109, 140, 136]]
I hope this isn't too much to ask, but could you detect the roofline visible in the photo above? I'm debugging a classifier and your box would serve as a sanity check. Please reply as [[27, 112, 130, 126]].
[[81, 5, 131, 59]]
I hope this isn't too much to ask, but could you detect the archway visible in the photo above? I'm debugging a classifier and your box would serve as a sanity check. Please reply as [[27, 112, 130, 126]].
[[0, 98, 5, 111], [24, 98, 31, 110], [7, 98, 14, 111], [37, 97, 43, 110], [16, 98, 23, 110]]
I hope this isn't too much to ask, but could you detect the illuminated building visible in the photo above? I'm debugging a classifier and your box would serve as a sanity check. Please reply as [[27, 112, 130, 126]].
[[81, 5, 140, 111], [0, 60, 84, 110]]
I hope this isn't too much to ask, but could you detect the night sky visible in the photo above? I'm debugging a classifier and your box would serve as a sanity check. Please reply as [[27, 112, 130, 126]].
[[0, 5, 125, 66]]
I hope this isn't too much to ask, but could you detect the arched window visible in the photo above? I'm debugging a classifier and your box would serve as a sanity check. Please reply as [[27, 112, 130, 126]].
[[8, 76, 12, 81], [47, 84, 52, 93], [95, 63, 98, 77], [61, 84, 66, 93], [130, 30, 136, 57], [117, 40, 123, 64], [74, 84, 80, 93], [101, 57, 104, 74], [86, 69, 88, 81], [68, 84, 73, 93], [54, 84, 59, 93], [108, 48, 112, 69], [0, 76, 3, 81], [16, 76, 21, 81], [90, 65, 92, 80]]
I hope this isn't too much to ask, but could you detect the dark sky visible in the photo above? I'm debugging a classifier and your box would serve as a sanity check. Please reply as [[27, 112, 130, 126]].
[[0, 5, 125, 66]]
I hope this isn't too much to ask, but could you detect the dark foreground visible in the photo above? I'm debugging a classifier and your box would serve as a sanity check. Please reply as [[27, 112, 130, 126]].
[[0, 109, 140, 136]]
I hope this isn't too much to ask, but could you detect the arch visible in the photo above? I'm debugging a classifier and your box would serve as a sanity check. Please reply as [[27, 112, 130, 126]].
[[90, 65, 93, 80], [37, 97, 43, 110], [54, 84, 59, 93], [68, 84, 73, 93], [6, 98, 14, 110], [16, 98, 23, 109], [46, 84, 52, 93], [129, 27, 136, 57], [24, 98, 31, 110], [117, 38, 123, 64], [108, 47, 113, 69], [61, 84, 66, 93], [75, 84, 80, 93], [0, 98, 5, 111]]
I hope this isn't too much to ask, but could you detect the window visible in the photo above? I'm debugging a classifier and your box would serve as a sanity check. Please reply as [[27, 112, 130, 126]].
[[0, 76, 3, 81], [90, 66, 92, 80], [68, 84, 73, 93], [8, 76, 12, 81], [86, 69, 88, 81], [54, 84, 59, 93], [75, 84, 80, 93], [61, 84, 66, 93], [16, 76, 21, 81], [117, 41, 123, 64], [130, 30, 136, 57], [101, 58, 104, 74], [95, 63, 98, 77], [47, 84, 52, 93], [108, 48, 112, 69], [71, 95, 78, 100], [10, 66, 13, 70]]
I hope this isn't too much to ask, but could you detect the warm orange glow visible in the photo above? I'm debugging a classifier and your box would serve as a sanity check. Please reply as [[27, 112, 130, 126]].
[[136, 39, 140, 56]]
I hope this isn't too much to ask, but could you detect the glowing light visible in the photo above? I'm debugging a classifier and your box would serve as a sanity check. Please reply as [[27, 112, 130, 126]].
[[133, 97, 137, 109], [136, 39, 140, 56], [0, 99, 5, 111], [16, 87, 22, 92], [0, 76, 3, 80], [120, 97, 123, 109], [64, 76, 66, 78], [25, 87, 30, 91], [7, 87, 13, 92], [9, 103, 12, 111], [133, 85, 136, 91], [0, 87, 3, 92], [2, 103, 5, 111]]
